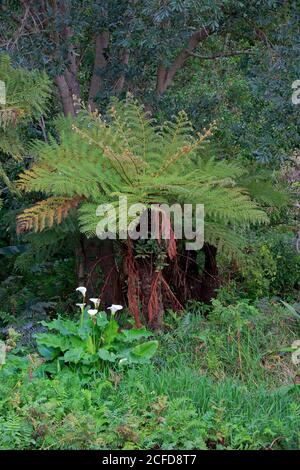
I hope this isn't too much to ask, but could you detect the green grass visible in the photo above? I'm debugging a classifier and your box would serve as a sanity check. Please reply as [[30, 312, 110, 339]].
[[159, 299, 300, 387]]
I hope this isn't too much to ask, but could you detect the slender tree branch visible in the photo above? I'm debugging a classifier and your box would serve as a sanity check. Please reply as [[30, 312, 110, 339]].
[[188, 49, 253, 60], [156, 26, 214, 95], [0, 3, 40, 34]]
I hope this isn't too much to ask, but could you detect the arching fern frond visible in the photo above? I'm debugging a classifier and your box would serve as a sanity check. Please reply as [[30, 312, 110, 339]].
[[16, 196, 82, 234]]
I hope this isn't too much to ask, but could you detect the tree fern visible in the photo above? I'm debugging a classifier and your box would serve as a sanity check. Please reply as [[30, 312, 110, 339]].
[[17, 95, 272, 261], [0, 54, 51, 158]]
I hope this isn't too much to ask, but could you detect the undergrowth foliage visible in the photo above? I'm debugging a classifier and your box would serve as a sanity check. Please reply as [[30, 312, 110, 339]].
[[0, 299, 299, 450]]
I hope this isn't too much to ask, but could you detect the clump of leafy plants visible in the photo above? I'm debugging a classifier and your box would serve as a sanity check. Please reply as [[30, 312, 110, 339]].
[[35, 287, 158, 375], [0, 308, 299, 450]]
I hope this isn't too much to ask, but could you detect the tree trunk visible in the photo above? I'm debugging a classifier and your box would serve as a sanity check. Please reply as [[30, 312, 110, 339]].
[[135, 256, 163, 329], [82, 237, 122, 306], [156, 27, 213, 95], [113, 49, 129, 95], [199, 243, 220, 303], [88, 31, 109, 109], [165, 243, 220, 306], [148, 272, 164, 330], [75, 236, 86, 287], [137, 257, 153, 323], [54, 74, 76, 117]]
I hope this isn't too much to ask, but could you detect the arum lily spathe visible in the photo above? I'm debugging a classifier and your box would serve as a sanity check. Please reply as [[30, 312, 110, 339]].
[[76, 287, 87, 327], [88, 309, 98, 317], [76, 286, 87, 297], [108, 304, 123, 315], [90, 297, 101, 308], [119, 357, 128, 366], [76, 303, 86, 309]]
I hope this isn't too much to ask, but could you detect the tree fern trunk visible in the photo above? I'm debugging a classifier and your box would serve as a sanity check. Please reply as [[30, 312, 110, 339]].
[[165, 243, 219, 306], [75, 236, 86, 287], [137, 259, 163, 329], [82, 238, 122, 306], [199, 243, 220, 303]]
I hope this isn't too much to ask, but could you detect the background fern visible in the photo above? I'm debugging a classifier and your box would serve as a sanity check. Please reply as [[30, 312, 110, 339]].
[[0, 54, 51, 158]]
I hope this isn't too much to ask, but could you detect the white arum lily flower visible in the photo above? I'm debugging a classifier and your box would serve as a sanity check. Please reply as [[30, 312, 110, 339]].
[[87, 309, 98, 317], [108, 304, 123, 315], [76, 303, 86, 309], [76, 286, 87, 297], [90, 298, 100, 308], [119, 358, 128, 365]]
